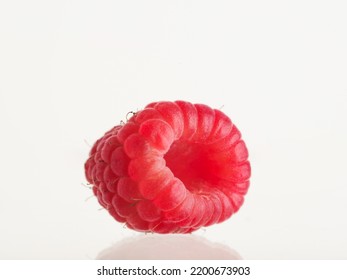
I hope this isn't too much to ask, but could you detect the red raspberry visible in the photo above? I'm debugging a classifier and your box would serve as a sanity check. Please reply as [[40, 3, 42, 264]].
[[85, 101, 251, 233]]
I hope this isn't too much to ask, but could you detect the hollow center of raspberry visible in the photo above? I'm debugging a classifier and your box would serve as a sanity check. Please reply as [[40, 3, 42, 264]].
[[164, 140, 216, 193]]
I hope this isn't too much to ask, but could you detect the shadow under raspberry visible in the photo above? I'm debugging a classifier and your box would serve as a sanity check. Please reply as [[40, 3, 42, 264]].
[[96, 234, 242, 260]]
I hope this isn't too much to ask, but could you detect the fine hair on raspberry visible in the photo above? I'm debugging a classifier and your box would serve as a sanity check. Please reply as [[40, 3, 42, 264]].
[[85, 100, 251, 234]]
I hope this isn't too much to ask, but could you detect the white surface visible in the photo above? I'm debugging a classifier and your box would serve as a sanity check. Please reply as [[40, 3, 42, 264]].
[[0, 0, 346, 259]]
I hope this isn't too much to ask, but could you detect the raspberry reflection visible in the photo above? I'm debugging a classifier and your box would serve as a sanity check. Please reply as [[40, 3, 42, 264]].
[[96, 234, 242, 260]]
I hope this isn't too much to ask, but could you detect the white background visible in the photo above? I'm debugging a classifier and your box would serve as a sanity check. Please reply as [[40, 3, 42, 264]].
[[0, 0, 346, 260]]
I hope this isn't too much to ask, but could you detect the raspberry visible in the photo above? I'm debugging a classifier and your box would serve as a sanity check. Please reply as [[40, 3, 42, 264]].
[[84, 101, 251, 233]]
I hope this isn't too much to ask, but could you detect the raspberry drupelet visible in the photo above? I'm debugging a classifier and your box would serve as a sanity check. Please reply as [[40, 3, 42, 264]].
[[84, 101, 251, 233]]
